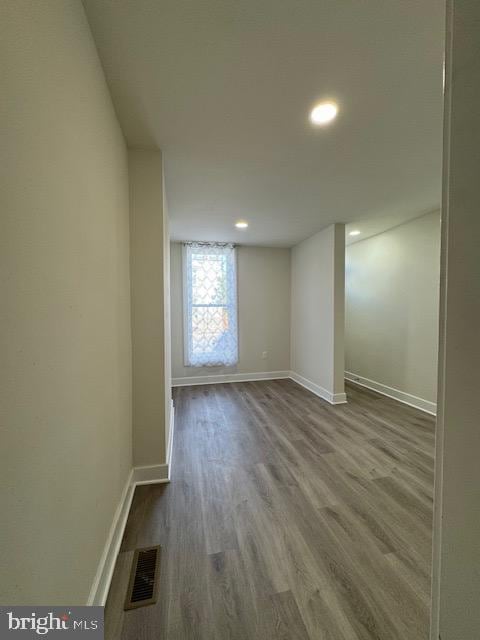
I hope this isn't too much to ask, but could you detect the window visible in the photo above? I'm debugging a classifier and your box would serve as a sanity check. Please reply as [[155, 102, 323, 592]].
[[183, 242, 238, 367]]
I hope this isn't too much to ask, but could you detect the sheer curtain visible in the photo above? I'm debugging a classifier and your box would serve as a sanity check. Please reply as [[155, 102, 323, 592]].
[[183, 242, 238, 367]]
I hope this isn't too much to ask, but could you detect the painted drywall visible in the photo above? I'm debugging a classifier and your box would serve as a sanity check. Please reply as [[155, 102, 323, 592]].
[[291, 224, 346, 398], [0, 0, 131, 604], [129, 150, 170, 466], [431, 2, 480, 638], [345, 211, 441, 405], [171, 243, 291, 379]]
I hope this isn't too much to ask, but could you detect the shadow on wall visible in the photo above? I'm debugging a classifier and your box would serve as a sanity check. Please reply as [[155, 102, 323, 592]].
[[345, 211, 441, 408]]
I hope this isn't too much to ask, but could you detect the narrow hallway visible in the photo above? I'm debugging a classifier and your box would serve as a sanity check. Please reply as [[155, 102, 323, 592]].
[[105, 380, 434, 639]]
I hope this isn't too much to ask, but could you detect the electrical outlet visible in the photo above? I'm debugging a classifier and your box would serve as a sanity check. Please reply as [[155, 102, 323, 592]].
[[262, 351, 268, 359]]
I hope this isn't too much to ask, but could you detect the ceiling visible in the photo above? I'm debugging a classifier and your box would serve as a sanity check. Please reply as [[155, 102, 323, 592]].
[[83, 0, 445, 247]]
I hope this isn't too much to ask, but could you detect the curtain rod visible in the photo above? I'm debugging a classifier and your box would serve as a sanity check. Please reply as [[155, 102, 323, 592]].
[[182, 241, 236, 248]]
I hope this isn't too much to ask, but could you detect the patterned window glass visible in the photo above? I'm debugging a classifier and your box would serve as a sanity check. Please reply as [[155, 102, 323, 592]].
[[183, 242, 238, 367]]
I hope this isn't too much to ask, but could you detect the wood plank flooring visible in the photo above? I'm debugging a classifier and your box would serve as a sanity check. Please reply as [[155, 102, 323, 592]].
[[105, 379, 435, 639]]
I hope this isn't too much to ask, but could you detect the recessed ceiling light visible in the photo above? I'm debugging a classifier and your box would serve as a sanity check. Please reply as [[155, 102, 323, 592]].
[[349, 230, 361, 236], [310, 102, 338, 126], [235, 221, 248, 229]]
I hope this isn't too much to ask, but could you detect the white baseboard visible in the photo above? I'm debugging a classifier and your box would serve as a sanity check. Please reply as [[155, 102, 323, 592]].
[[166, 399, 175, 480], [132, 463, 170, 485], [289, 371, 347, 405], [172, 370, 290, 387], [345, 371, 437, 415], [87, 469, 135, 606], [88, 402, 176, 606], [173, 369, 347, 405]]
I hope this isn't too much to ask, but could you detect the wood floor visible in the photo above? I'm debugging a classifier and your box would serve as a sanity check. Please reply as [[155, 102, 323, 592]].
[[106, 379, 435, 640]]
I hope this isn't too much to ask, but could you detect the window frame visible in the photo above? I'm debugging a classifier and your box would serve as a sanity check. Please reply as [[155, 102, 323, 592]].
[[182, 242, 239, 368]]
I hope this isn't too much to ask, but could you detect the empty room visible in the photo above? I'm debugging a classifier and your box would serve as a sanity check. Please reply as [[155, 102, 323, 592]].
[[2, 2, 480, 640]]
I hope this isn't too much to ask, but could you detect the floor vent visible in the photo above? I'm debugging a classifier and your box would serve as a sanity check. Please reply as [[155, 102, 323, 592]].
[[124, 545, 161, 610]]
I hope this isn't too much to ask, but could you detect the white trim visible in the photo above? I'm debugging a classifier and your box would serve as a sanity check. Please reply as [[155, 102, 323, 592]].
[[132, 463, 170, 485], [87, 469, 135, 606], [88, 465, 169, 606], [173, 370, 347, 405], [166, 399, 175, 480], [88, 403, 176, 605], [345, 371, 437, 415], [172, 370, 290, 387], [289, 371, 347, 405]]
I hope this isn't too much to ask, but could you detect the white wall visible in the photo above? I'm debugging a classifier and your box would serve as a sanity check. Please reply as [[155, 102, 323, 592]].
[[171, 243, 291, 380], [129, 150, 171, 466], [431, 2, 480, 638], [0, 0, 131, 604], [291, 224, 346, 402], [345, 211, 441, 408]]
